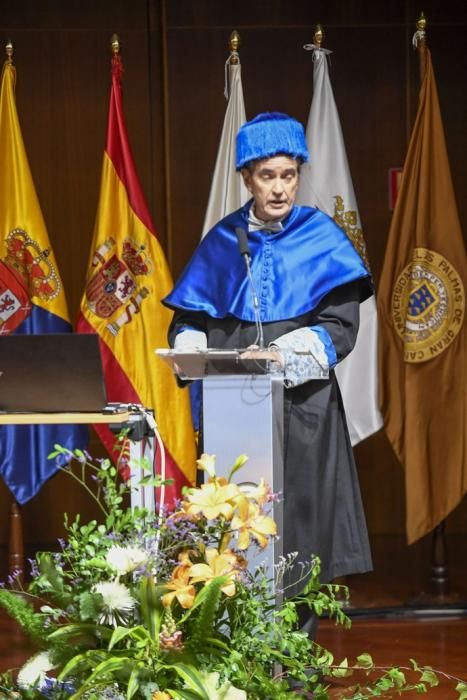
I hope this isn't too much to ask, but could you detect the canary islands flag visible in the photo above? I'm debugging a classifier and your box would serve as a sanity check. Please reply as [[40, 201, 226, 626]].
[[77, 53, 196, 503], [0, 59, 87, 503]]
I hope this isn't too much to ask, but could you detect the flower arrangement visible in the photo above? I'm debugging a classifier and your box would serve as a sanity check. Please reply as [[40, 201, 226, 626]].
[[0, 447, 466, 699]]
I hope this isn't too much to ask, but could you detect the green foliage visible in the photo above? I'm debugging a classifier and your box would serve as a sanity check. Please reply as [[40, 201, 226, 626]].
[[138, 575, 167, 646], [0, 589, 49, 647], [1, 446, 465, 699], [186, 578, 223, 652]]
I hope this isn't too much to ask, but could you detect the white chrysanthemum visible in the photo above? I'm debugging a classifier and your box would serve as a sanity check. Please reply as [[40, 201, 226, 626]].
[[106, 545, 148, 576], [94, 580, 136, 627], [17, 651, 55, 690]]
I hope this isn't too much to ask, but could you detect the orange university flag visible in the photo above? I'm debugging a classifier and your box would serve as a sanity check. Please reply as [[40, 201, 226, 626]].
[[77, 52, 196, 502], [377, 47, 466, 544]]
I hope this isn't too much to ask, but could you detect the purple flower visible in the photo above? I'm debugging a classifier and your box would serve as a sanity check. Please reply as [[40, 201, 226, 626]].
[[41, 676, 75, 697], [28, 558, 40, 578], [7, 568, 22, 586]]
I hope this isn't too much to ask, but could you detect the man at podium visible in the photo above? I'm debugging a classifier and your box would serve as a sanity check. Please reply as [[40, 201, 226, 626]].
[[163, 112, 373, 590]]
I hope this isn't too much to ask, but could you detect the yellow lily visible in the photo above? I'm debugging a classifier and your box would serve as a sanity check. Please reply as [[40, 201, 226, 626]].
[[161, 563, 196, 609], [183, 481, 241, 521], [231, 496, 277, 549], [239, 478, 272, 506], [196, 452, 217, 478], [188, 548, 240, 597]]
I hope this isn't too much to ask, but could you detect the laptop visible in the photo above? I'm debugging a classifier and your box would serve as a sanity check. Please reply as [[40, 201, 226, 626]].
[[0, 333, 107, 413]]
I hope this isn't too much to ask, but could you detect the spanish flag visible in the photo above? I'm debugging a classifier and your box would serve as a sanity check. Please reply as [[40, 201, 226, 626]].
[[378, 47, 466, 543], [0, 58, 87, 503], [77, 52, 196, 501]]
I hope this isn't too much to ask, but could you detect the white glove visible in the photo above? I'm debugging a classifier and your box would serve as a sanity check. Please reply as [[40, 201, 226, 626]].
[[174, 329, 208, 351]]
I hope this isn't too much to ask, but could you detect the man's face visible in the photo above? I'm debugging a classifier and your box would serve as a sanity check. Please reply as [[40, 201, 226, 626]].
[[242, 155, 299, 222]]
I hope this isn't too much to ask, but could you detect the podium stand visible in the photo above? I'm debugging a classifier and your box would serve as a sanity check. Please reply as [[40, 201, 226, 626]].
[[157, 349, 285, 589]]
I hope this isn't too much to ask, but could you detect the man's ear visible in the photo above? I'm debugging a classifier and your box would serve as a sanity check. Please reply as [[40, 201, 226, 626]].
[[241, 168, 252, 193]]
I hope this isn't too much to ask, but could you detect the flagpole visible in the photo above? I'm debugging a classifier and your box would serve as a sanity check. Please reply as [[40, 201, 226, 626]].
[[413, 13, 449, 602], [4, 39, 25, 585], [160, 0, 173, 269], [304, 25, 348, 610]]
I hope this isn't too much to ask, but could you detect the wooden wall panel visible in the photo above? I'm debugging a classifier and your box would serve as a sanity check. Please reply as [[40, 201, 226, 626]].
[[2, 0, 156, 318], [0, 1, 466, 565]]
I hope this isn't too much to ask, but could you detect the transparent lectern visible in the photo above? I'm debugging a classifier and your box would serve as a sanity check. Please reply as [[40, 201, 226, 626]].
[[157, 349, 285, 589]]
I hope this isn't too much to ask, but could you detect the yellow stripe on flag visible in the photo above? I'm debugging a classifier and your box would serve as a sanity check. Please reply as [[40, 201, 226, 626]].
[[0, 61, 69, 321], [80, 153, 196, 483]]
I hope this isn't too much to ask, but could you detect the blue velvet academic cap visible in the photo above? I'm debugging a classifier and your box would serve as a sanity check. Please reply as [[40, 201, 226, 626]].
[[236, 112, 309, 170]]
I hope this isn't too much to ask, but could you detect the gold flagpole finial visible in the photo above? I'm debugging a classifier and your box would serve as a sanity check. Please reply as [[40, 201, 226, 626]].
[[416, 11, 427, 34], [414, 12, 427, 81], [313, 24, 324, 48], [229, 30, 240, 65], [5, 40, 14, 63], [414, 12, 427, 49], [111, 33, 120, 55]]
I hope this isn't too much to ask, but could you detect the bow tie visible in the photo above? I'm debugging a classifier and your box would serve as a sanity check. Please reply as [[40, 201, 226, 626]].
[[248, 210, 283, 233]]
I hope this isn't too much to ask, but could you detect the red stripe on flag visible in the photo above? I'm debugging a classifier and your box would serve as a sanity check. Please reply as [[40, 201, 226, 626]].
[[76, 314, 191, 505], [105, 56, 154, 235]]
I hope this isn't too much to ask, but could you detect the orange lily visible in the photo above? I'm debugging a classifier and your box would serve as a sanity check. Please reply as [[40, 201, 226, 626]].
[[161, 563, 196, 609], [231, 496, 277, 549], [188, 548, 240, 597]]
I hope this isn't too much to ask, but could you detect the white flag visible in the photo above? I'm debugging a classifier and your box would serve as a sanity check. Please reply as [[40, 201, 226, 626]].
[[201, 61, 248, 237], [296, 47, 383, 445]]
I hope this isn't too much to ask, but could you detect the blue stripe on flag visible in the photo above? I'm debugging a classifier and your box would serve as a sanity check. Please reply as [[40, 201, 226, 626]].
[[0, 304, 89, 503]]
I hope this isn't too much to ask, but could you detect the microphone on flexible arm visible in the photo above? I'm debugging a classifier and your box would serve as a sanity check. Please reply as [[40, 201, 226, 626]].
[[235, 226, 264, 349]]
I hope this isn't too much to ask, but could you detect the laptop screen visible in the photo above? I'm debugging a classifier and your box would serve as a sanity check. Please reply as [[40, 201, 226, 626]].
[[0, 333, 107, 413]]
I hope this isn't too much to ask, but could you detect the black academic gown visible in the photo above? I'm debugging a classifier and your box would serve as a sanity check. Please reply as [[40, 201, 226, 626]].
[[168, 279, 373, 586]]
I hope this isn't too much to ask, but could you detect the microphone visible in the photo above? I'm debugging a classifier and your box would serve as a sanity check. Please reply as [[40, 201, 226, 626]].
[[235, 226, 250, 259], [235, 227, 264, 349]]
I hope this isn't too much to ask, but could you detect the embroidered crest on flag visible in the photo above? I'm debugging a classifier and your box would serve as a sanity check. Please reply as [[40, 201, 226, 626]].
[[391, 247, 464, 363], [332, 195, 370, 271], [4, 228, 61, 302], [0, 260, 31, 334], [85, 236, 153, 336]]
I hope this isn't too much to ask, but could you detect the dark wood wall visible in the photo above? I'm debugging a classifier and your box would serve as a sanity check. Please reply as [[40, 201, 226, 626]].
[[1, 0, 466, 566]]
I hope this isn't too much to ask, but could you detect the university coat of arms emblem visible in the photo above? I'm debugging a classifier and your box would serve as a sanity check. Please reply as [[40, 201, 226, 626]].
[[392, 247, 464, 362]]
